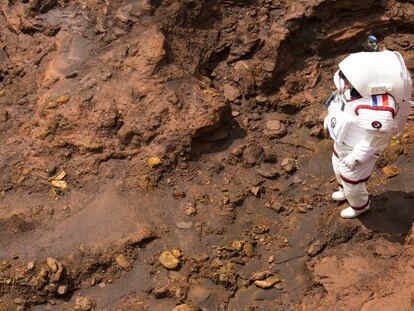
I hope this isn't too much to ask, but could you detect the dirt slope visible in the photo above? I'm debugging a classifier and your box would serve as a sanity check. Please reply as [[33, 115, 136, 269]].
[[0, 0, 414, 310]]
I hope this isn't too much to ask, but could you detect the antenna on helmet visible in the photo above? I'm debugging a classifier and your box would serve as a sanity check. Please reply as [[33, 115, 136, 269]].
[[364, 35, 378, 52]]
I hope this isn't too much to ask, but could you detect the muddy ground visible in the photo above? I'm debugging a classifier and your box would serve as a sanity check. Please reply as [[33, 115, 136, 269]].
[[1, 0, 414, 310]]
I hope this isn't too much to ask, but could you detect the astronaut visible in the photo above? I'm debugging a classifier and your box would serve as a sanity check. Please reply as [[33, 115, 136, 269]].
[[324, 50, 412, 219]]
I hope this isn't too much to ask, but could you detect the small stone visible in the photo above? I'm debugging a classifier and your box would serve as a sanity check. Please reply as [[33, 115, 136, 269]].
[[153, 286, 169, 299], [293, 175, 302, 184], [268, 255, 275, 264], [1, 260, 11, 271], [51, 180, 67, 189], [171, 304, 194, 311], [54, 262, 64, 282], [90, 277, 96, 286], [124, 226, 157, 245], [265, 120, 282, 131], [46, 257, 58, 273], [185, 203, 196, 216], [309, 126, 324, 139], [253, 224, 270, 234], [263, 120, 287, 139], [251, 186, 260, 196], [46, 163, 58, 177], [115, 255, 131, 270], [256, 163, 280, 179], [102, 72, 112, 81], [281, 157, 297, 174], [251, 270, 273, 281], [243, 242, 256, 257], [57, 285, 68, 295], [115, 6, 131, 23], [56, 95, 70, 104], [173, 191, 186, 199], [31, 205, 43, 215], [74, 296, 95, 311], [243, 145, 263, 165], [254, 276, 281, 289], [159, 251, 180, 270], [232, 110, 241, 117], [147, 156, 161, 168], [228, 191, 245, 206], [1, 110, 9, 122], [38, 267, 49, 281], [275, 283, 283, 290], [48, 299, 57, 305], [47, 283, 59, 294], [303, 115, 318, 128], [117, 125, 135, 145], [175, 221, 192, 229], [231, 240, 243, 251], [262, 60, 275, 72], [188, 286, 211, 304], [306, 240, 326, 257], [231, 145, 245, 157], [256, 95, 268, 103], [223, 84, 241, 101], [65, 72, 78, 79], [27, 262, 35, 271], [382, 166, 400, 178], [296, 205, 307, 213], [48, 95, 70, 108], [247, 113, 261, 121], [171, 249, 182, 258], [14, 298, 26, 306], [262, 146, 278, 163], [271, 202, 284, 213], [82, 94, 94, 102], [277, 101, 302, 114], [174, 287, 186, 300]]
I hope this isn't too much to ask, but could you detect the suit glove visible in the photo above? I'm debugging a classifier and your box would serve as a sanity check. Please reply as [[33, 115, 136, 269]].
[[341, 153, 358, 170]]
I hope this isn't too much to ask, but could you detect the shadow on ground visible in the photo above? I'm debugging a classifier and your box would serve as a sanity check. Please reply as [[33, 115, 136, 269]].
[[359, 191, 414, 243]]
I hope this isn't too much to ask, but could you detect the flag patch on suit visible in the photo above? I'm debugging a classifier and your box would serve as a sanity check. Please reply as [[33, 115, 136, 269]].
[[355, 94, 396, 118]]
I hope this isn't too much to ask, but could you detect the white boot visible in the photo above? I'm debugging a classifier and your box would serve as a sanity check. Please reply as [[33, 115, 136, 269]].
[[332, 188, 346, 202], [340, 205, 370, 219]]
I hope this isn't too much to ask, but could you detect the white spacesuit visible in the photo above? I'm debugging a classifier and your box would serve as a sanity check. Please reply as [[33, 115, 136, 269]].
[[324, 50, 412, 219]]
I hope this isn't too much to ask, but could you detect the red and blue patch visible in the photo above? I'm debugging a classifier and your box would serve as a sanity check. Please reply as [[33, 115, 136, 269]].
[[355, 94, 396, 118], [371, 94, 390, 107]]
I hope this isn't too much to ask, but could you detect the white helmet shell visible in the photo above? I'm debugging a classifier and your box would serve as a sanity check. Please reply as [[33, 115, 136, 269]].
[[333, 70, 342, 91], [338, 50, 409, 105]]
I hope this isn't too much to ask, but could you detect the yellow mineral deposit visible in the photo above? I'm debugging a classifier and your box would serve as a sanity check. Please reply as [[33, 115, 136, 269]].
[[50, 170, 67, 189], [147, 156, 161, 168]]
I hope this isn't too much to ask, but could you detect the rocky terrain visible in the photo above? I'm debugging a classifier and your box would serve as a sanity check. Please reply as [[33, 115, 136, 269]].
[[0, 0, 414, 310]]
